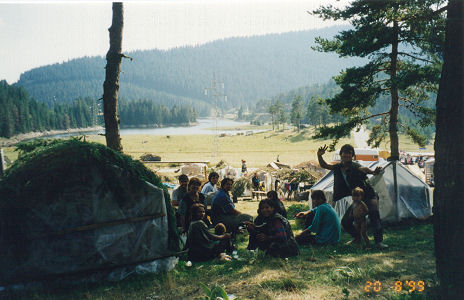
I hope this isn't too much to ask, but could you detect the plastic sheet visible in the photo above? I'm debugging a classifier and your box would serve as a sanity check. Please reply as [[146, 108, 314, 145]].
[[0, 141, 181, 285]]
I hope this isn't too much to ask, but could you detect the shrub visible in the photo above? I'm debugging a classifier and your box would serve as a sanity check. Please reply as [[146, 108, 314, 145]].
[[231, 177, 252, 199], [286, 203, 309, 220]]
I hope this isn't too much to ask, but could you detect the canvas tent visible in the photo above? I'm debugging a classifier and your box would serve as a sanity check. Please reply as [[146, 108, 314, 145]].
[[310, 160, 432, 223], [0, 139, 181, 285]]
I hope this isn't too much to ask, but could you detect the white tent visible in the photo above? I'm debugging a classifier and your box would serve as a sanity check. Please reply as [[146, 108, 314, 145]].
[[310, 160, 433, 223]]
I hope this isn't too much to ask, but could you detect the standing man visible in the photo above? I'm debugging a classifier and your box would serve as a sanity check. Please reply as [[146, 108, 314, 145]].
[[317, 144, 388, 248], [241, 159, 247, 175], [211, 178, 252, 233], [251, 173, 260, 191]]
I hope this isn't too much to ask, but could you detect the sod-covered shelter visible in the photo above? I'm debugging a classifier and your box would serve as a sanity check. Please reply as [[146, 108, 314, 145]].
[[0, 139, 181, 286], [311, 160, 433, 223]]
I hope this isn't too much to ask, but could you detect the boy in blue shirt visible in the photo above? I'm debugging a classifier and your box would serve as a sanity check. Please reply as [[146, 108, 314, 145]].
[[211, 178, 252, 233], [295, 190, 341, 245]]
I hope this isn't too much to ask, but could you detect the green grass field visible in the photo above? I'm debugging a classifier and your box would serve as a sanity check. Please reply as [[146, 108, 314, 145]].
[[7, 200, 436, 300]]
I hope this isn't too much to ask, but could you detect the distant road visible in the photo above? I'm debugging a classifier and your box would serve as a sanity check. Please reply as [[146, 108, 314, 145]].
[[352, 125, 369, 148]]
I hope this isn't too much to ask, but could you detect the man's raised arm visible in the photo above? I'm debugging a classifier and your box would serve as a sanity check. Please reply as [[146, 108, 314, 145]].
[[317, 145, 336, 170], [359, 166, 382, 175]]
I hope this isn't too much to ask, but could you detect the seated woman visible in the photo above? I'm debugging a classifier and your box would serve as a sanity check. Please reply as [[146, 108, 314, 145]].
[[245, 199, 299, 258], [178, 177, 209, 233], [186, 203, 232, 262], [254, 191, 287, 226]]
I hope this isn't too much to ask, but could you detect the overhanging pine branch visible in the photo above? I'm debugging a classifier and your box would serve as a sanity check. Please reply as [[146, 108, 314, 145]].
[[358, 111, 390, 122], [373, 79, 389, 84], [400, 5, 448, 22], [398, 52, 435, 63]]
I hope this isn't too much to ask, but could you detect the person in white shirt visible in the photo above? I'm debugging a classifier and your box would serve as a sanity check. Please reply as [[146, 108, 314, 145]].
[[201, 172, 219, 195]]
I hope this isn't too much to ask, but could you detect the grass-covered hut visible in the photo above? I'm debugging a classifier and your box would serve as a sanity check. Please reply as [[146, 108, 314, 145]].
[[0, 139, 180, 285]]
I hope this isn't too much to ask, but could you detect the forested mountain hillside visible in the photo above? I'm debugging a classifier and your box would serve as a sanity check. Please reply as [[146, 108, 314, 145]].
[[0, 80, 197, 138], [0, 80, 98, 138], [260, 80, 435, 140], [16, 26, 363, 114]]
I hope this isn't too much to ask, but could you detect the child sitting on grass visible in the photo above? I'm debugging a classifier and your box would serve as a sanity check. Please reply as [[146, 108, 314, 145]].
[[349, 187, 370, 248], [245, 199, 299, 258], [186, 203, 233, 262]]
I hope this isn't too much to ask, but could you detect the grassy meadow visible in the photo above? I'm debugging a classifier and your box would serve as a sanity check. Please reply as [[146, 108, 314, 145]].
[[7, 200, 436, 300], [1, 124, 434, 169], [84, 127, 353, 169]]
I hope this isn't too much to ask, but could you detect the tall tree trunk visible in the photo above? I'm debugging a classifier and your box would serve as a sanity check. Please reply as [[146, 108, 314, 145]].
[[434, 1, 464, 299], [103, 2, 124, 152], [389, 19, 400, 161]]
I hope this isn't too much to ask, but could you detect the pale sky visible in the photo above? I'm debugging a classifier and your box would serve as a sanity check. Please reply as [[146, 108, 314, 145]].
[[0, 0, 350, 84]]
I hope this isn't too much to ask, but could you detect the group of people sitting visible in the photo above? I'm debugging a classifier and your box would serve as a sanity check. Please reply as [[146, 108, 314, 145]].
[[171, 172, 253, 261], [170, 143, 387, 262]]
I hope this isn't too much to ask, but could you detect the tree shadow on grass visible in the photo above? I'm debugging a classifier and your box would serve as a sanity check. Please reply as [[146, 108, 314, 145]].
[[288, 131, 309, 143], [9, 225, 436, 300]]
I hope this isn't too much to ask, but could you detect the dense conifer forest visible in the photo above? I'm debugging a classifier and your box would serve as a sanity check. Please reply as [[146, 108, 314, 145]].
[[0, 81, 197, 138], [118, 99, 197, 127], [15, 27, 360, 110], [0, 80, 98, 138]]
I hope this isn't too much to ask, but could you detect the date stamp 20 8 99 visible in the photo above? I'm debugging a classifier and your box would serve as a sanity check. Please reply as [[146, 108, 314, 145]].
[[364, 280, 426, 293]]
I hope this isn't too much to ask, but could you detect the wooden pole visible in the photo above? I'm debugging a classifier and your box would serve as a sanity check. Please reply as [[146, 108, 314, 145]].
[[0, 148, 5, 177], [102, 2, 124, 152]]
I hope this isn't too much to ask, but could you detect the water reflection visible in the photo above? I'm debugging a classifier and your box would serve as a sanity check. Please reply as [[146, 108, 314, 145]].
[[49, 118, 268, 138]]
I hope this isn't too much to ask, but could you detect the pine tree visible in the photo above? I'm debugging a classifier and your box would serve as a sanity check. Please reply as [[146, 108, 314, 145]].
[[268, 102, 278, 131], [312, 0, 446, 158], [237, 105, 243, 120], [433, 0, 464, 298], [290, 95, 304, 132]]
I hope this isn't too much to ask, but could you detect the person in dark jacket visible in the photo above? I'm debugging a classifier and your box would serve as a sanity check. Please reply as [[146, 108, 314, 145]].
[[245, 199, 299, 258], [186, 203, 232, 261], [211, 178, 252, 233], [317, 144, 387, 248], [178, 177, 208, 232], [254, 191, 287, 226]]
